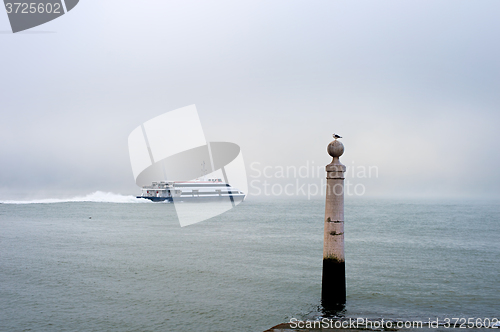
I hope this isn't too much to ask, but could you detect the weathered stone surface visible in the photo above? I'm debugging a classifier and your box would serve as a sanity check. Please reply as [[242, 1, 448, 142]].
[[322, 136, 346, 307]]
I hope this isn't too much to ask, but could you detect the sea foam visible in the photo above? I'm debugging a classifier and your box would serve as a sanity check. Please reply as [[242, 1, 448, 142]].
[[0, 191, 152, 204]]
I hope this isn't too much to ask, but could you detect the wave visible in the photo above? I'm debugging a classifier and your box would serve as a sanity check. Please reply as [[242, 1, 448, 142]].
[[0, 191, 153, 204]]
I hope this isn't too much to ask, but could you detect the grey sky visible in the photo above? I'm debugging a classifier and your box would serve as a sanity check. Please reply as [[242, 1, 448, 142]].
[[1, 0, 499, 199]]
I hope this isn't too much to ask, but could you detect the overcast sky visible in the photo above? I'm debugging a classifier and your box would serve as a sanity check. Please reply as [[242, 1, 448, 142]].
[[1, 0, 499, 200]]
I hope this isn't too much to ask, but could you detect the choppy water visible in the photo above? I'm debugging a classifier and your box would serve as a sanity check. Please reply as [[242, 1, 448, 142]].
[[1, 194, 499, 331]]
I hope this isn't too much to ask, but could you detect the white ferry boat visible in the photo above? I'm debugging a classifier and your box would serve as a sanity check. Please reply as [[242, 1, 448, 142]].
[[136, 178, 245, 202]]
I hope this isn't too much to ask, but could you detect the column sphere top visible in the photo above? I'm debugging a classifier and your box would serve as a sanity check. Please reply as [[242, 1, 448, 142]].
[[327, 135, 344, 158]]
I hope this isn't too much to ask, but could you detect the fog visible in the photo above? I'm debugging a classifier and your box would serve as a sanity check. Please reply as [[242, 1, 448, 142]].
[[1, 0, 499, 199]]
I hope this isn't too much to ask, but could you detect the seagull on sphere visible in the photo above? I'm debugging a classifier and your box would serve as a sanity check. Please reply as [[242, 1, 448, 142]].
[[333, 133, 342, 139]]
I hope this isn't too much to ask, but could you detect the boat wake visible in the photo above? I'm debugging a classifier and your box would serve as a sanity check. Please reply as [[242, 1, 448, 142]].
[[0, 191, 152, 204]]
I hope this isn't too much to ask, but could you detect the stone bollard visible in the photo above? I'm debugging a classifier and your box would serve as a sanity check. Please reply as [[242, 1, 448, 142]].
[[321, 134, 346, 309]]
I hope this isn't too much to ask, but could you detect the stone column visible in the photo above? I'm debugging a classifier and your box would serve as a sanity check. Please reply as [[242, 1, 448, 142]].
[[321, 135, 346, 308]]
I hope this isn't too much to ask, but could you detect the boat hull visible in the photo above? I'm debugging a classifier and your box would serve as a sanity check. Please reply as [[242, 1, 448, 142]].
[[136, 195, 245, 203], [136, 196, 172, 202]]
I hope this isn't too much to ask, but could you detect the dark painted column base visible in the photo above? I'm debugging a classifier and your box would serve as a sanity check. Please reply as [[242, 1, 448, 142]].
[[321, 258, 346, 311]]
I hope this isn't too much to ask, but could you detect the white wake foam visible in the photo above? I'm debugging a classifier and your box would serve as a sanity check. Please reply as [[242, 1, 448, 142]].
[[0, 191, 152, 204]]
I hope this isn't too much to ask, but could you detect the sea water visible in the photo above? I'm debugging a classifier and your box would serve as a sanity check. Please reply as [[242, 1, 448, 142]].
[[1, 194, 499, 331]]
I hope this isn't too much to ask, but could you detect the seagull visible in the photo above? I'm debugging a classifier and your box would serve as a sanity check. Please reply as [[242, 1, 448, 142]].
[[333, 133, 342, 139]]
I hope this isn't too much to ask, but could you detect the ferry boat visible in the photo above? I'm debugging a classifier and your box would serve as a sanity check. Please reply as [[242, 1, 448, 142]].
[[136, 178, 245, 202]]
